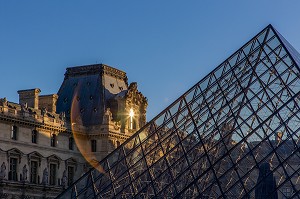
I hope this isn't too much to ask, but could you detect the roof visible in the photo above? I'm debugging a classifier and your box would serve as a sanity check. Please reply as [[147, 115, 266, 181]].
[[56, 64, 128, 126]]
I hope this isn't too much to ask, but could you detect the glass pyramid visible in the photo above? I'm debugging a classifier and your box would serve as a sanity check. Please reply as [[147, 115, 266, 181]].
[[57, 25, 300, 198]]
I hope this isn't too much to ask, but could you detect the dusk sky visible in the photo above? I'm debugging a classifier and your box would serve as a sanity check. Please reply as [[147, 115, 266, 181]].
[[1, 1, 300, 120]]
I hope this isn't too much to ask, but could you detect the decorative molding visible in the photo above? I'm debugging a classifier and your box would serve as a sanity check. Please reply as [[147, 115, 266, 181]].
[[7, 148, 23, 163], [0, 112, 67, 132], [125, 82, 148, 126], [102, 64, 127, 81], [72, 130, 131, 140], [47, 154, 62, 169], [65, 64, 127, 81], [17, 88, 41, 95], [65, 157, 77, 171], [27, 151, 43, 167]]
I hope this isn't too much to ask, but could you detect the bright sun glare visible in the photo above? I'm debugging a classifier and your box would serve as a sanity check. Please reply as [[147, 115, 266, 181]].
[[129, 108, 134, 117]]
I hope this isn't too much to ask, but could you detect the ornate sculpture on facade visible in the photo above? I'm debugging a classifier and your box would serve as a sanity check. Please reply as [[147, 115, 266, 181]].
[[41, 107, 47, 116], [102, 108, 120, 130], [42, 168, 49, 185], [0, 162, 6, 180], [125, 82, 148, 128], [59, 112, 66, 121], [0, 97, 8, 106], [21, 103, 29, 115], [22, 164, 28, 182], [103, 108, 113, 124], [61, 170, 67, 188]]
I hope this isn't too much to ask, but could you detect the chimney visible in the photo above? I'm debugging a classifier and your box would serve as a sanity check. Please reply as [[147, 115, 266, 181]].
[[17, 88, 41, 109], [39, 94, 58, 113]]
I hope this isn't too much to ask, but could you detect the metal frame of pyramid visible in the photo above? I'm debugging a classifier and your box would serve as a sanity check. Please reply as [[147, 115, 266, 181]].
[[57, 25, 300, 198]]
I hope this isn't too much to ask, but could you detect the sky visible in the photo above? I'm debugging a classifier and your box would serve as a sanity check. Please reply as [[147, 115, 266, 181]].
[[1, 1, 300, 121]]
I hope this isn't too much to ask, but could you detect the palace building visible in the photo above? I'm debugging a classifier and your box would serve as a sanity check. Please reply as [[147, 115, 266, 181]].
[[0, 64, 147, 198]]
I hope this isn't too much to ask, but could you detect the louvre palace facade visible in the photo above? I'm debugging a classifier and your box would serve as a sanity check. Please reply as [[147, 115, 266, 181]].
[[57, 25, 300, 199], [0, 65, 147, 198]]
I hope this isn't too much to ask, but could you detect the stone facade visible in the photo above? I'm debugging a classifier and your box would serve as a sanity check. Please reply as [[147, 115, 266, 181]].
[[0, 64, 147, 198]]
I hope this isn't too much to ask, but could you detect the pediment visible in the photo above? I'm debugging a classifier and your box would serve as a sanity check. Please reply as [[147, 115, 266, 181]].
[[65, 157, 77, 170], [28, 151, 44, 159], [66, 157, 77, 164], [7, 148, 23, 156], [47, 154, 62, 162]]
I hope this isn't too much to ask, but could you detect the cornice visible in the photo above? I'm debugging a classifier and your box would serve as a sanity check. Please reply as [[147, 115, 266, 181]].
[[0, 113, 67, 133], [0, 139, 84, 160], [102, 64, 127, 80], [73, 131, 131, 140], [65, 64, 127, 81]]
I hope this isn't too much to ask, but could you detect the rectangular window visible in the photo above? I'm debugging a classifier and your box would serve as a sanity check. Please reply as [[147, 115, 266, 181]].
[[69, 137, 74, 150], [67, 166, 74, 186], [91, 140, 97, 152], [9, 158, 18, 181], [49, 164, 56, 185], [51, 134, 56, 147], [32, 130, 37, 144], [30, 161, 38, 184], [11, 125, 17, 140]]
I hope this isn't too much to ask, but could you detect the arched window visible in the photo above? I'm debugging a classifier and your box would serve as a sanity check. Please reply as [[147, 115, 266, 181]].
[[69, 137, 74, 150], [11, 125, 17, 140], [51, 134, 56, 147], [32, 130, 38, 144]]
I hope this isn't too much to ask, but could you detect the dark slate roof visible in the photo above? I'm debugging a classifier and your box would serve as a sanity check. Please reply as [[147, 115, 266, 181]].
[[56, 64, 128, 126]]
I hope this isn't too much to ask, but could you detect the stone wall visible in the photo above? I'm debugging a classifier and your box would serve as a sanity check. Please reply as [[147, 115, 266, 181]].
[[0, 101, 86, 198]]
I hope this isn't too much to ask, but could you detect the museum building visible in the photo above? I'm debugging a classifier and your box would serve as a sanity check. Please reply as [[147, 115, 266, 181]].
[[0, 64, 147, 198]]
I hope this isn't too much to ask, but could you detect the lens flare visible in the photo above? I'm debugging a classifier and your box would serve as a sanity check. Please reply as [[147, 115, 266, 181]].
[[70, 86, 106, 174]]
